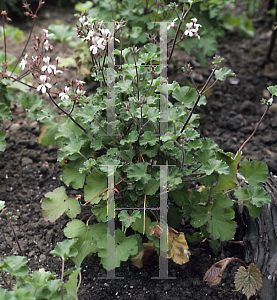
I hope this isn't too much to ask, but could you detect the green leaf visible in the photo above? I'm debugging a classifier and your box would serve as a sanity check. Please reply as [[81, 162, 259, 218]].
[[98, 230, 140, 270], [131, 212, 151, 234], [215, 151, 241, 191], [234, 186, 271, 207], [200, 159, 229, 176], [91, 200, 107, 222], [0, 130, 6, 151], [126, 162, 151, 184], [2, 256, 29, 277], [58, 140, 85, 162], [268, 85, 277, 97], [50, 239, 78, 260], [26, 269, 58, 287], [42, 187, 80, 222], [207, 194, 236, 241], [140, 131, 159, 146], [75, 1, 93, 11], [84, 172, 107, 204], [48, 24, 75, 42], [215, 67, 236, 81], [239, 160, 268, 186], [77, 105, 99, 124], [118, 210, 141, 229], [0, 103, 12, 120], [235, 263, 262, 299], [64, 268, 81, 299], [115, 79, 133, 94]]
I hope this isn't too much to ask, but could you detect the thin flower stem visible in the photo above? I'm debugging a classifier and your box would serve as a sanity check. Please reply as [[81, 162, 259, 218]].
[[238, 105, 270, 152], [168, 3, 191, 64], [2, 14, 7, 64], [11, 18, 36, 76], [94, 114, 121, 145], [180, 69, 216, 134], [47, 92, 87, 132]]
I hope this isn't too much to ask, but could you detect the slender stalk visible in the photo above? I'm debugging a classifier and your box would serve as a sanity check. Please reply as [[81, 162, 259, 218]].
[[9, 219, 24, 256], [47, 92, 87, 132], [2, 14, 7, 64], [168, 3, 191, 64], [11, 17, 36, 76], [238, 105, 270, 152], [180, 69, 216, 134]]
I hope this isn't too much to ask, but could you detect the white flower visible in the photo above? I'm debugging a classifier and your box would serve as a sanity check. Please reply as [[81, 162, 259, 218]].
[[89, 36, 101, 54], [41, 56, 56, 74], [19, 54, 28, 70], [76, 88, 83, 96], [76, 80, 86, 86], [188, 0, 193, 4], [43, 29, 54, 39], [59, 86, 70, 100], [43, 40, 53, 51], [37, 75, 51, 94], [184, 19, 202, 39], [79, 16, 89, 27], [167, 18, 178, 30]]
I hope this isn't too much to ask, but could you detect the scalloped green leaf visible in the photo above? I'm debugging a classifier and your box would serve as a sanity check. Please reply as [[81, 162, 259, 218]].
[[200, 158, 230, 176], [2, 256, 29, 276], [126, 162, 151, 184], [215, 151, 241, 191], [50, 239, 78, 260], [84, 172, 107, 204], [267, 85, 277, 97], [234, 186, 271, 207], [215, 67, 236, 81], [118, 210, 141, 229], [42, 187, 80, 222], [239, 160, 268, 186]]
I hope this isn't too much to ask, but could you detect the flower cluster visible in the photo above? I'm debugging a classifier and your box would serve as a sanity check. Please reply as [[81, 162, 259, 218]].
[[18, 29, 65, 94], [77, 15, 120, 56], [167, 17, 202, 40]]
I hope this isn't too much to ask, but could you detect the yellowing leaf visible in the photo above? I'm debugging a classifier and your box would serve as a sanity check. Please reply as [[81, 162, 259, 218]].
[[167, 232, 190, 265], [131, 241, 156, 269]]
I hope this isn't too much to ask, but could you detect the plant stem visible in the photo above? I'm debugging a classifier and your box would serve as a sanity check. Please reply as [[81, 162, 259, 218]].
[[179, 69, 216, 135], [168, 3, 191, 64], [238, 105, 269, 152], [8, 218, 24, 256], [47, 92, 87, 132]]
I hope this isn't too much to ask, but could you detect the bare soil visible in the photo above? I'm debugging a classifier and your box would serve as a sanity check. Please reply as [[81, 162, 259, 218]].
[[1, 3, 277, 300]]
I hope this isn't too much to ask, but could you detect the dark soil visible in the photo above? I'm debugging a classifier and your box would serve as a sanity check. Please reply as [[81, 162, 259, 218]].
[[1, 3, 277, 300]]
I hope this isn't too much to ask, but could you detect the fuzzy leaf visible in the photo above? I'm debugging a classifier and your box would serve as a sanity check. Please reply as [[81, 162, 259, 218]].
[[200, 158, 229, 176], [84, 172, 107, 204], [235, 263, 262, 299], [91, 200, 107, 222], [215, 67, 236, 81], [267, 85, 277, 97], [50, 239, 78, 260], [234, 186, 271, 207], [207, 193, 236, 241], [215, 151, 241, 191], [126, 162, 151, 184], [239, 160, 268, 186], [2, 256, 29, 276], [118, 210, 141, 229], [42, 187, 80, 222], [98, 230, 140, 270]]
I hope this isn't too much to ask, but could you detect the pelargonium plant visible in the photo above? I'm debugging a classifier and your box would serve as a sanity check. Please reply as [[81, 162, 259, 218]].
[[0, 1, 275, 298]]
